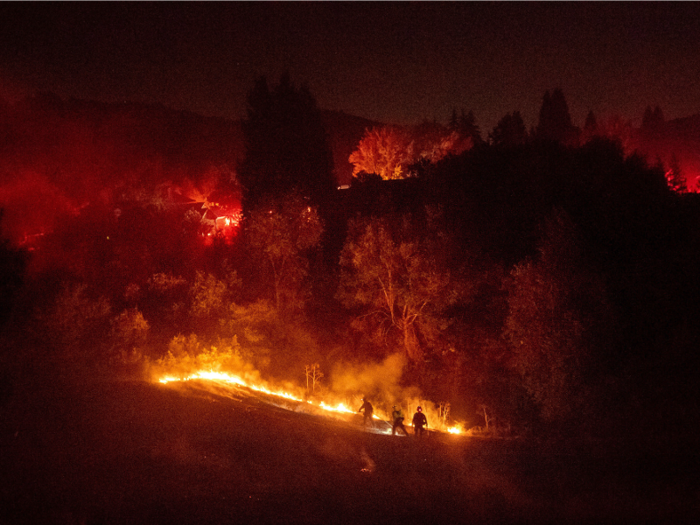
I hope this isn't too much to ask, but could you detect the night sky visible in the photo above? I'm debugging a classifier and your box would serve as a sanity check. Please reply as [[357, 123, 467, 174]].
[[1, 2, 699, 133]]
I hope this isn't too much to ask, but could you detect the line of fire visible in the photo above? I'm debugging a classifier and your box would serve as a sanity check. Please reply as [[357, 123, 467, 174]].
[[2, 84, 700, 453]]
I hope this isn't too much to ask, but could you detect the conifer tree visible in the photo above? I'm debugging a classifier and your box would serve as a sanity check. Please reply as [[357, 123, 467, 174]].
[[535, 88, 579, 144], [581, 110, 598, 144], [239, 73, 335, 214], [489, 112, 527, 146]]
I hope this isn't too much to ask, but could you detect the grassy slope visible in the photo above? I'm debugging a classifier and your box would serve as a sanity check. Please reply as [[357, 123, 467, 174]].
[[1, 379, 698, 525]]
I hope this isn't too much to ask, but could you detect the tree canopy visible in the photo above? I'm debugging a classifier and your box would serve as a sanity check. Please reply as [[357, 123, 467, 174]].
[[239, 73, 335, 213]]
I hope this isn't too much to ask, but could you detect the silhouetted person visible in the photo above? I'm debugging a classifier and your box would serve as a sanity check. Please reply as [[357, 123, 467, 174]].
[[358, 397, 374, 427], [412, 406, 428, 437], [391, 405, 409, 436]]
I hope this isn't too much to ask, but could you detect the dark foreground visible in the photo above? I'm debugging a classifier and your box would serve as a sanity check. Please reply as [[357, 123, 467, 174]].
[[1, 378, 698, 525]]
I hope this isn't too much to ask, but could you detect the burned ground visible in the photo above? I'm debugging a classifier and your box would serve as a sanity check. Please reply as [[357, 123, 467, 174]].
[[1, 378, 698, 525]]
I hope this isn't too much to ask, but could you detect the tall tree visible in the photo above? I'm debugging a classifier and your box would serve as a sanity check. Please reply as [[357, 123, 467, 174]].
[[338, 213, 454, 361], [535, 88, 579, 145], [504, 209, 610, 423], [489, 111, 527, 146], [239, 73, 335, 213], [348, 126, 414, 180], [665, 153, 687, 193], [246, 192, 323, 311], [641, 105, 665, 140], [580, 110, 598, 144], [449, 108, 483, 145]]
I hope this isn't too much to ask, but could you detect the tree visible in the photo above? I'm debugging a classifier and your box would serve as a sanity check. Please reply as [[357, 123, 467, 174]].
[[348, 126, 414, 180], [246, 192, 323, 311], [580, 110, 598, 144], [535, 88, 579, 144], [504, 210, 609, 423], [641, 105, 665, 140], [239, 73, 335, 213], [190, 271, 230, 320], [449, 108, 483, 145], [38, 282, 112, 367], [411, 121, 471, 165], [338, 213, 453, 361], [665, 154, 687, 193], [109, 308, 149, 371], [304, 363, 324, 393], [597, 115, 635, 154], [489, 111, 527, 146]]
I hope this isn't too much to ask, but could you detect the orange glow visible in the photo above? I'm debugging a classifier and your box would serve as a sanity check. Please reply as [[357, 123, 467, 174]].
[[158, 369, 393, 431], [160, 370, 304, 402], [158, 368, 464, 436]]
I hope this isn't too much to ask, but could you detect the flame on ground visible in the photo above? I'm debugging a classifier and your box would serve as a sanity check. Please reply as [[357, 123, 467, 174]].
[[158, 370, 462, 435]]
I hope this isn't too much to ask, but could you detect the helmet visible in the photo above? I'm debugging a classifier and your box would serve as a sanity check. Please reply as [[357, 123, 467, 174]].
[[417, 406, 422, 412]]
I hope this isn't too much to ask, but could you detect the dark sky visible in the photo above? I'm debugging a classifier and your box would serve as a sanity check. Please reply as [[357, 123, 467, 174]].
[[1, 2, 699, 133]]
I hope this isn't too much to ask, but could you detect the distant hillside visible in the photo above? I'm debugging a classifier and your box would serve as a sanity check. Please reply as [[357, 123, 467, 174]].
[[0, 93, 378, 241]]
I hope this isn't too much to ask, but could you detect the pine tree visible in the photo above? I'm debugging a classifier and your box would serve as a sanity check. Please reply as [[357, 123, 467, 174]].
[[535, 88, 579, 144], [489, 112, 527, 146], [665, 154, 687, 193], [641, 105, 665, 140], [239, 73, 335, 214]]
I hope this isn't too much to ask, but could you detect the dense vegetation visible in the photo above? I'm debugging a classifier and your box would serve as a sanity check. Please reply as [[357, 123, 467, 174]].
[[1, 79, 699, 449]]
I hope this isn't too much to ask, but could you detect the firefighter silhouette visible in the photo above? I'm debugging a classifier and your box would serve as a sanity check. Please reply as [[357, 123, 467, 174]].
[[358, 397, 374, 427], [391, 405, 409, 436], [412, 406, 428, 437]]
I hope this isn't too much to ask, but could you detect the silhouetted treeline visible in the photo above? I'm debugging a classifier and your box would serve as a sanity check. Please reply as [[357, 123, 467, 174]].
[[328, 138, 700, 443], [2, 86, 700, 448]]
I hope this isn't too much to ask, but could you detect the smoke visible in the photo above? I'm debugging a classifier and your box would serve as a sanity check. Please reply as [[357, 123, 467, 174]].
[[328, 353, 421, 406], [0, 171, 78, 243]]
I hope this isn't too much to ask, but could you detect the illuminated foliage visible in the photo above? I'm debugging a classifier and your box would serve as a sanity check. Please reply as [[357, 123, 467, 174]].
[[156, 333, 247, 378], [246, 192, 323, 311], [665, 154, 687, 193], [110, 308, 149, 350], [349, 124, 471, 180], [349, 126, 414, 180], [338, 214, 453, 361], [190, 271, 229, 319], [411, 121, 472, 164]]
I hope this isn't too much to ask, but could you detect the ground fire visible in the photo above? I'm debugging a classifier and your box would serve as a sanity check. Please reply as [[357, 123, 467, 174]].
[[157, 368, 464, 436]]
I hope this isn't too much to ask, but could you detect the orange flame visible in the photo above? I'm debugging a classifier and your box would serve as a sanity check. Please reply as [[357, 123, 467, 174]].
[[158, 370, 462, 435]]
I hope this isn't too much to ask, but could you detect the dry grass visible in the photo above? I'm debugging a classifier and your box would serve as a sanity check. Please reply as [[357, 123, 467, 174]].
[[1, 379, 698, 524]]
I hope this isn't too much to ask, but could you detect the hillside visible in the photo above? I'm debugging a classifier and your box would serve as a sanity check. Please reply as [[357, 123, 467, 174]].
[[1, 376, 697, 525], [0, 94, 377, 243]]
